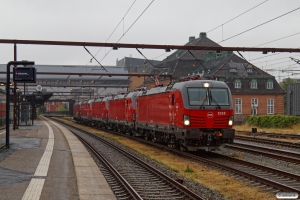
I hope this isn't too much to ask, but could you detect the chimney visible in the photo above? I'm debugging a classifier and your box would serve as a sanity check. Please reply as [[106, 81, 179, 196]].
[[189, 36, 195, 42], [199, 32, 207, 39]]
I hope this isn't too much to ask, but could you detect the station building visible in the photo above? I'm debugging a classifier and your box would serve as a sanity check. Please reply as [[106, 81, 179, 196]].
[[143, 32, 286, 123]]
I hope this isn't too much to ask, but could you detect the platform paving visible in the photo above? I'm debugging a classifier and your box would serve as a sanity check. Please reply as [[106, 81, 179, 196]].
[[0, 116, 116, 200]]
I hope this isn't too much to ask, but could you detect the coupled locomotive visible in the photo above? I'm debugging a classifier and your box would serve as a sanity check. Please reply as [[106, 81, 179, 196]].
[[73, 79, 235, 151]]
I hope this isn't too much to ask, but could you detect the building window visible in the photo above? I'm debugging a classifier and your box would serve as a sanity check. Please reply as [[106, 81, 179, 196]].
[[251, 98, 258, 115], [234, 79, 242, 88], [267, 99, 274, 114], [250, 80, 257, 89], [247, 68, 253, 73], [266, 80, 273, 89], [229, 68, 237, 72], [235, 98, 242, 114]]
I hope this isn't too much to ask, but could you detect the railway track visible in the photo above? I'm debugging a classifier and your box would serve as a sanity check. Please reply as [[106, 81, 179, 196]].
[[236, 130, 300, 139], [207, 153, 300, 193], [56, 119, 205, 200], [54, 117, 300, 195], [235, 136, 300, 149], [225, 142, 300, 164]]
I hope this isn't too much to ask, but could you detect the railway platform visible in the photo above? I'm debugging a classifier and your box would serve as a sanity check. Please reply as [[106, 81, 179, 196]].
[[0, 116, 116, 200]]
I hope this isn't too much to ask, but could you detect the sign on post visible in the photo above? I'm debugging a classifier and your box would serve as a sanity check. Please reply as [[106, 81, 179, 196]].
[[13, 67, 36, 83]]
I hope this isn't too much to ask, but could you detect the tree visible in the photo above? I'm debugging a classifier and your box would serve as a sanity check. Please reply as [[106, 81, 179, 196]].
[[279, 77, 295, 114], [37, 106, 46, 115], [280, 77, 295, 90], [57, 105, 66, 111]]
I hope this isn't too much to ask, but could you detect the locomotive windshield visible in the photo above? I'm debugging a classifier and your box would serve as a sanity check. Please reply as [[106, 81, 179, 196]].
[[187, 88, 229, 106]]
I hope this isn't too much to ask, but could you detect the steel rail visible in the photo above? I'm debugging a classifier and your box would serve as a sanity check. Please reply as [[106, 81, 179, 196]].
[[55, 117, 300, 194], [74, 132, 143, 200], [236, 130, 300, 139], [53, 118, 206, 200], [235, 136, 300, 149]]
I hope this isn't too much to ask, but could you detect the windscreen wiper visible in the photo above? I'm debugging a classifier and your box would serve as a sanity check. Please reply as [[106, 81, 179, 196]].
[[199, 96, 208, 109], [210, 95, 221, 109]]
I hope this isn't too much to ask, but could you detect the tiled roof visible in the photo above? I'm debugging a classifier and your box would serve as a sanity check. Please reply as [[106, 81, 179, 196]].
[[147, 33, 285, 94]]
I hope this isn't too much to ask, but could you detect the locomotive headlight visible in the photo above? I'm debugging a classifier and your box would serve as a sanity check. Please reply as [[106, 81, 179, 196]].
[[202, 83, 211, 87], [183, 115, 190, 126], [228, 116, 233, 126]]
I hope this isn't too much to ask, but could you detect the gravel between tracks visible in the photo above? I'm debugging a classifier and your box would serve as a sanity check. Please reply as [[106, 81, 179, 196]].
[[75, 130, 226, 200], [218, 144, 300, 176]]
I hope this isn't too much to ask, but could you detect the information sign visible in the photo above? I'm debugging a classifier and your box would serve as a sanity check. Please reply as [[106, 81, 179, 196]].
[[13, 67, 36, 83]]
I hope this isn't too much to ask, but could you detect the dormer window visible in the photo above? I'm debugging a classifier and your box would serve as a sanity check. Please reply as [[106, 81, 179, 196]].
[[250, 79, 257, 89], [228, 63, 237, 73], [243, 63, 253, 73], [266, 79, 273, 89], [234, 79, 242, 88], [216, 52, 222, 59], [247, 68, 253, 73]]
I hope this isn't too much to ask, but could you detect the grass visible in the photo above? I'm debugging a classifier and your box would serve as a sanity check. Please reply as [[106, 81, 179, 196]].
[[233, 123, 300, 135], [184, 165, 194, 173], [234, 123, 300, 143], [57, 118, 276, 200], [231, 152, 244, 159]]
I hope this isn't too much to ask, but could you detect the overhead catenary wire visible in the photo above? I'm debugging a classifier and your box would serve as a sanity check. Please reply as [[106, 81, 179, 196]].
[[254, 31, 300, 47], [151, 0, 268, 61], [92, 0, 137, 59], [253, 54, 300, 64], [100, 0, 155, 62], [188, 50, 209, 72], [136, 48, 156, 67], [219, 6, 300, 43], [207, 0, 268, 33], [84, 46, 108, 72]]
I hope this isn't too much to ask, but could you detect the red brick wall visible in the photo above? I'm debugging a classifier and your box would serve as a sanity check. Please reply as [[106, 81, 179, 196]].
[[232, 93, 284, 117], [44, 102, 64, 112], [129, 73, 149, 91]]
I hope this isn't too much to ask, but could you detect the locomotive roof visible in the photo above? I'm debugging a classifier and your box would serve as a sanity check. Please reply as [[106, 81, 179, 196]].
[[125, 91, 139, 98], [172, 80, 228, 90], [138, 80, 228, 96], [112, 94, 126, 100]]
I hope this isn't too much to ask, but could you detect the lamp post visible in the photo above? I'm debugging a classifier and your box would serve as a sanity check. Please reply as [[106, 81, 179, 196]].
[[6, 61, 34, 148]]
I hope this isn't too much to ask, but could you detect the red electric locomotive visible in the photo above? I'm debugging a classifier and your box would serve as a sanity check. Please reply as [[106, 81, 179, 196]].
[[107, 92, 138, 133], [73, 102, 80, 121], [135, 79, 234, 151], [73, 79, 234, 152]]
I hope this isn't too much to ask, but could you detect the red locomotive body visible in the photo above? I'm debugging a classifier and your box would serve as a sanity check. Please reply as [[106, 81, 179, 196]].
[[135, 80, 234, 151], [108, 92, 138, 132], [79, 100, 89, 123], [91, 98, 103, 126], [73, 79, 235, 151], [73, 102, 80, 121], [108, 94, 126, 129]]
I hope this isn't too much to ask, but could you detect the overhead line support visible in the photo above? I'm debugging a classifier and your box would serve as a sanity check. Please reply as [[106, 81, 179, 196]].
[[1, 39, 300, 53]]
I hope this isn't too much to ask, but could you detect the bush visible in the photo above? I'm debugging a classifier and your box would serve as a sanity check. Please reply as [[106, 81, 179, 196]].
[[247, 115, 300, 128]]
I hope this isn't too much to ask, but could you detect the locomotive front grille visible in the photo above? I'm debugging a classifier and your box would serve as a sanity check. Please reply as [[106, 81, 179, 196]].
[[190, 116, 206, 127], [213, 116, 229, 128]]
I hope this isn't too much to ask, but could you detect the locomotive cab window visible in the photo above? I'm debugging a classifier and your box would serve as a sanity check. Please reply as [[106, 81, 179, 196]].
[[187, 88, 229, 106], [210, 89, 229, 105], [188, 88, 208, 106]]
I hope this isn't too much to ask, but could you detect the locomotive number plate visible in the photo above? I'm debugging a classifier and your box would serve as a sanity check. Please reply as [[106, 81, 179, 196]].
[[218, 112, 226, 115]]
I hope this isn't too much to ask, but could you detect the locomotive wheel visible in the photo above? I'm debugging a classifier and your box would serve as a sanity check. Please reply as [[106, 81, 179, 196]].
[[144, 134, 149, 141], [180, 146, 187, 152], [151, 135, 156, 143]]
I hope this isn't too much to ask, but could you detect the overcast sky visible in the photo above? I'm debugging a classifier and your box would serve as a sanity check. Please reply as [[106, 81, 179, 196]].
[[1, 0, 300, 81]]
